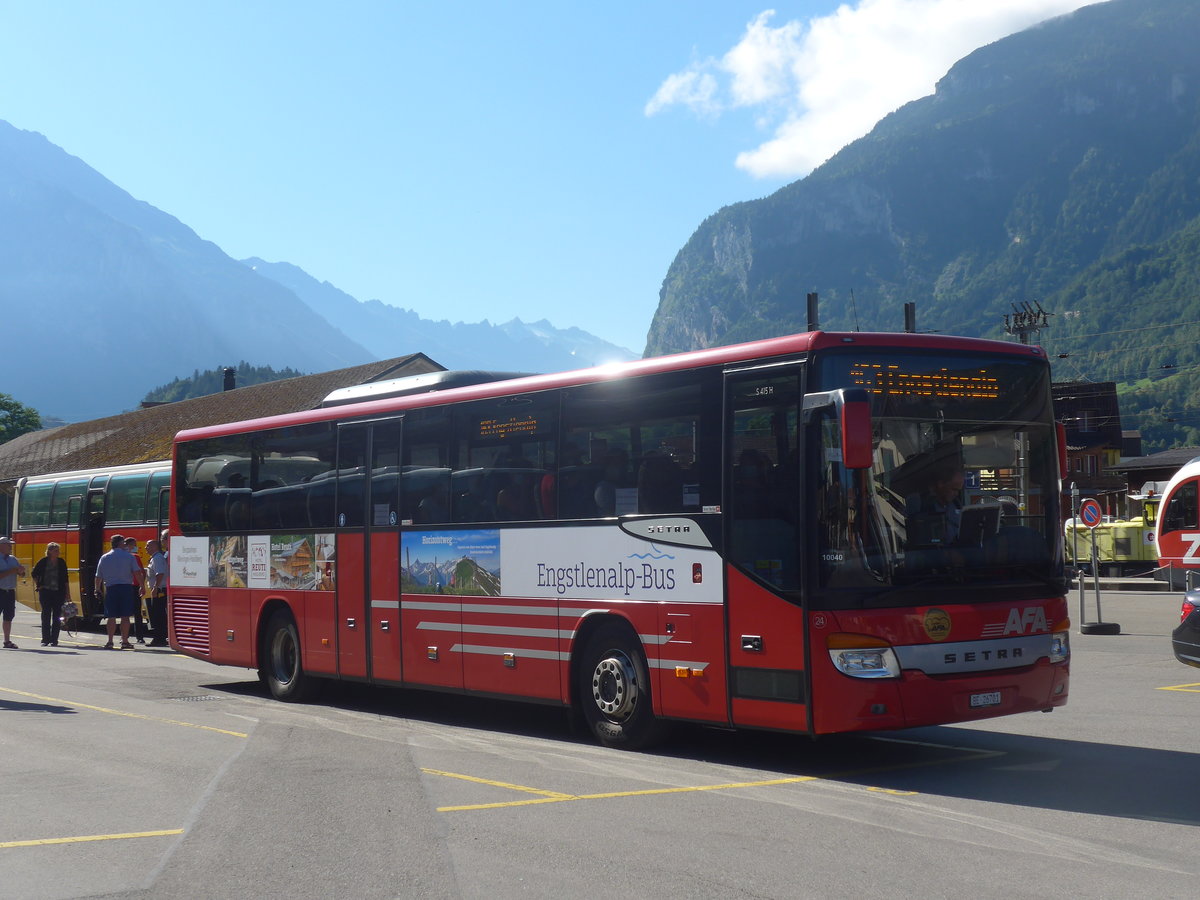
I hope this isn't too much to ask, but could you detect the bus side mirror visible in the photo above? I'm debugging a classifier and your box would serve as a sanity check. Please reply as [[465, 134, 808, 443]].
[[841, 389, 873, 470]]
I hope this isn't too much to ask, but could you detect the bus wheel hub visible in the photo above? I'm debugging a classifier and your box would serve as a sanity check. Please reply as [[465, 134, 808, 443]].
[[592, 653, 638, 718]]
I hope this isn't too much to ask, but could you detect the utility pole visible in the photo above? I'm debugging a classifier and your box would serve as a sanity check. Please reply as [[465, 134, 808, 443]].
[[1003, 301, 1052, 344]]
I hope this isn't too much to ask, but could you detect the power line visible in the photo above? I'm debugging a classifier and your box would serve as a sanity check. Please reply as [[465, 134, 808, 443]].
[[1044, 318, 1200, 344]]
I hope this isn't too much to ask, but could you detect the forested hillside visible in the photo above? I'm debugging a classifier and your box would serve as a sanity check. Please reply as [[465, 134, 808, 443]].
[[647, 0, 1200, 450], [143, 363, 305, 404]]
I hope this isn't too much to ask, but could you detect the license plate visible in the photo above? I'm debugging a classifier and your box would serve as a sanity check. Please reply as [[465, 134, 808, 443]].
[[969, 690, 1002, 708]]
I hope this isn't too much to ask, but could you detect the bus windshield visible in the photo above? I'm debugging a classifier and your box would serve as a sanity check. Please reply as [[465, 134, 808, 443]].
[[813, 348, 1062, 605]]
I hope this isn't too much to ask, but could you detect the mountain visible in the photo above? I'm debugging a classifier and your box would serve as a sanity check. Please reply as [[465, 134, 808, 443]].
[[0, 120, 374, 421], [646, 0, 1200, 449], [0, 121, 635, 424], [242, 258, 638, 373]]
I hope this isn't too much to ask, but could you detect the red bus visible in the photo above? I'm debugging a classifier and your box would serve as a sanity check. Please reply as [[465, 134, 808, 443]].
[[13, 462, 170, 618], [168, 331, 1070, 748]]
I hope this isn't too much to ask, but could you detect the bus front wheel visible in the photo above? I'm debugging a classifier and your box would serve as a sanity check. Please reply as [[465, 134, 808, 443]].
[[261, 609, 320, 702], [579, 625, 666, 750]]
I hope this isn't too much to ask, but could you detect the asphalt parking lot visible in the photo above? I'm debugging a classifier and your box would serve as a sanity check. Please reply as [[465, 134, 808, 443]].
[[2, 591, 1198, 899]]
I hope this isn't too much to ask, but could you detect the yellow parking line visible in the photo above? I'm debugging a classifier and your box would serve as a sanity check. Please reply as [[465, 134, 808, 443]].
[[427, 770, 822, 812], [422, 768, 576, 800], [0, 687, 248, 738], [0, 829, 183, 849], [426, 743, 998, 812], [1158, 682, 1200, 693]]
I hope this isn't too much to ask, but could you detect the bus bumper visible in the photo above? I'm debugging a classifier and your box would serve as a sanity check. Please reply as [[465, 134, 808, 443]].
[[812, 658, 1069, 735]]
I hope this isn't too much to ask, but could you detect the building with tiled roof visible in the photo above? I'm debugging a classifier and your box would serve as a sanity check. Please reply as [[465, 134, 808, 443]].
[[1109, 446, 1200, 491], [0, 353, 443, 509], [1051, 380, 1126, 505]]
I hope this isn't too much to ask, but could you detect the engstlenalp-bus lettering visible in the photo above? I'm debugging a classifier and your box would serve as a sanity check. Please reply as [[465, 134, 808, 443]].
[[536, 561, 676, 596]]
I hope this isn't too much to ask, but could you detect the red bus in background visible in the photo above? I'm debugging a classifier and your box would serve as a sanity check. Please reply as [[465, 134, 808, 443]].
[[12, 462, 170, 618], [168, 331, 1069, 748]]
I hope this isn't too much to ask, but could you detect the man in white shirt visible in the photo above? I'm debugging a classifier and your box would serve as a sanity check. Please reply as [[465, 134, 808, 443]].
[[145, 539, 169, 646]]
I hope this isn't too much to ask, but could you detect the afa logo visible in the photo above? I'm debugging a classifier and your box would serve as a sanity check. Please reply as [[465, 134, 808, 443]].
[[923, 608, 952, 642], [982, 606, 1049, 637]]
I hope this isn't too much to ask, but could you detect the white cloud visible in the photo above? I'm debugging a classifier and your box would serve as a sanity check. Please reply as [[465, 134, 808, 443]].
[[644, 68, 721, 118], [647, 0, 1094, 178]]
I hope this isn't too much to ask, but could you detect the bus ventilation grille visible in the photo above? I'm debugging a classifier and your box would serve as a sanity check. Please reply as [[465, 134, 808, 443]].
[[171, 597, 212, 656]]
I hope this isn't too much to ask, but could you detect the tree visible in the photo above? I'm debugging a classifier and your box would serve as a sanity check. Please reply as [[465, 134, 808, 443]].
[[143, 362, 306, 404], [0, 393, 41, 444]]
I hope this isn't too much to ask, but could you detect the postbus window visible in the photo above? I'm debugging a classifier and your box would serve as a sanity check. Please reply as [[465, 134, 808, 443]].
[[18, 482, 54, 528], [107, 473, 150, 523], [147, 471, 170, 524], [561, 372, 711, 518], [50, 478, 88, 526], [452, 394, 557, 523]]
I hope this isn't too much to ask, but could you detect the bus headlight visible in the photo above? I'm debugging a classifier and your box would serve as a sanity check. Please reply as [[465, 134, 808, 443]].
[[1049, 630, 1069, 664], [827, 634, 900, 679]]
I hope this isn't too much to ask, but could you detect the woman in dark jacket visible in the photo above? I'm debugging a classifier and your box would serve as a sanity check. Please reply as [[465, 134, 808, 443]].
[[32, 542, 70, 647]]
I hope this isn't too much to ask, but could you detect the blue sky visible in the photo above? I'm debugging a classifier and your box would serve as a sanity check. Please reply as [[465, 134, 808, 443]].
[[0, 1, 1089, 354]]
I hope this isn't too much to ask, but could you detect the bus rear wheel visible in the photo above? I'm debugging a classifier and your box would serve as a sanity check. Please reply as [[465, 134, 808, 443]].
[[579, 625, 667, 750], [261, 609, 320, 702]]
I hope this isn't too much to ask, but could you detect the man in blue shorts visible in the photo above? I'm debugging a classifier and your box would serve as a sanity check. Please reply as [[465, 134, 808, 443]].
[[94, 534, 144, 650], [0, 537, 28, 649]]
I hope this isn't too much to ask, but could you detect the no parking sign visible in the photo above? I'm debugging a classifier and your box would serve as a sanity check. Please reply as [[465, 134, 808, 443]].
[[1076, 495, 1121, 634]]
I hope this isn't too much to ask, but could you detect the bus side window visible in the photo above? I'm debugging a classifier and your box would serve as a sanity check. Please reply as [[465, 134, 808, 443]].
[[107, 473, 149, 523], [403, 408, 451, 524], [18, 482, 54, 528], [50, 478, 89, 526], [561, 371, 712, 519], [637, 451, 683, 513], [405, 468, 451, 524], [450, 395, 556, 524]]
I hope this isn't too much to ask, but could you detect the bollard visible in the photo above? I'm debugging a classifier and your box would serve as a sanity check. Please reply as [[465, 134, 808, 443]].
[[1079, 513, 1120, 635]]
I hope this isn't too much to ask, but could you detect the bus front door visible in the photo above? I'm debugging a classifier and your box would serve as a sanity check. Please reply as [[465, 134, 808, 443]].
[[335, 418, 404, 683], [724, 366, 810, 733]]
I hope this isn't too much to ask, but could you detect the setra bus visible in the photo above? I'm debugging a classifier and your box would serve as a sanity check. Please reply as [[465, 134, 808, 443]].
[[12, 462, 171, 618], [168, 331, 1070, 748]]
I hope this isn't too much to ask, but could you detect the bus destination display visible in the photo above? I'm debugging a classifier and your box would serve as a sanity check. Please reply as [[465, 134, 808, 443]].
[[849, 362, 1001, 400]]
